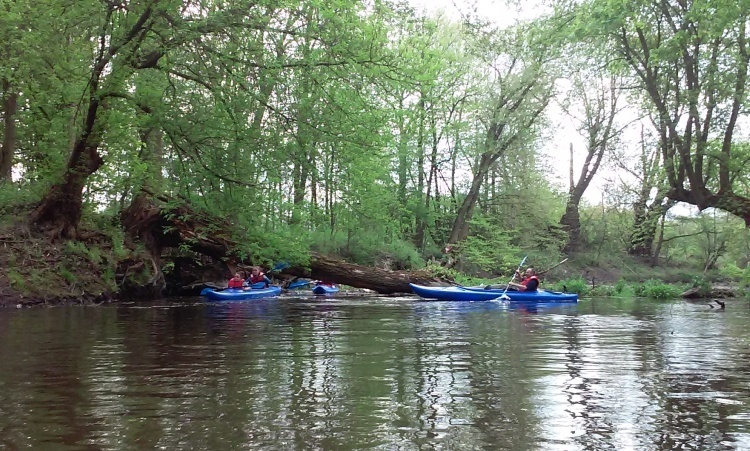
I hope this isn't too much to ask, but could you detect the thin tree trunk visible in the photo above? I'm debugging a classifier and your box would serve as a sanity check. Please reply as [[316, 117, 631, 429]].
[[448, 153, 493, 243], [650, 211, 668, 266], [0, 80, 17, 181]]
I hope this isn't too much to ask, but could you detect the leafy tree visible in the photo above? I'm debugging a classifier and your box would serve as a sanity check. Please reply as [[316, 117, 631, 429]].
[[575, 0, 750, 224], [557, 71, 623, 252], [447, 22, 556, 245]]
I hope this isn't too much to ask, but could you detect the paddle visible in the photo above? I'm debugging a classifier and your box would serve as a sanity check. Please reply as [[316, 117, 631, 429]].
[[498, 255, 528, 301], [287, 279, 313, 289], [265, 261, 290, 275], [537, 258, 568, 276]]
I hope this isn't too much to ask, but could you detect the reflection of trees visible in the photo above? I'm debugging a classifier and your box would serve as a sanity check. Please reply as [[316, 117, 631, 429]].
[[646, 310, 739, 449], [547, 299, 745, 450], [559, 316, 616, 449], [462, 311, 540, 449], [532, 300, 663, 449]]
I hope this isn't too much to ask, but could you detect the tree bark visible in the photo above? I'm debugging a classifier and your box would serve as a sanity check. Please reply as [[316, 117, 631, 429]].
[[284, 254, 446, 294], [559, 75, 619, 252], [30, 139, 104, 238], [0, 80, 17, 181], [448, 152, 493, 244]]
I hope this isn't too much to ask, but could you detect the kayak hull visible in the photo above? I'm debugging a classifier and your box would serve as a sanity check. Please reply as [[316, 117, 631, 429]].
[[409, 283, 578, 302], [312, 285, 339, 295], [202, 286, 282, 301]]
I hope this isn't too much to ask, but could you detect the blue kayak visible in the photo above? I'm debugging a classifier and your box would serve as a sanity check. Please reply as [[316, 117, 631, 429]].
[[201, 286, 282, 301], [409, 283, 578, 302], [312, 285, 339, 295]]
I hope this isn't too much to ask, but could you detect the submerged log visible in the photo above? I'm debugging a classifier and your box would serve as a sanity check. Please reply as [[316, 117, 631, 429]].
[[121, 192, 448, 295]]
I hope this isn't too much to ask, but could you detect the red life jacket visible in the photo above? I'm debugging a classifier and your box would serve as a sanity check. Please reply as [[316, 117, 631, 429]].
[[228, 278, 244, 288], [249, 273, 267, 284], [521, 276, 539, 291]]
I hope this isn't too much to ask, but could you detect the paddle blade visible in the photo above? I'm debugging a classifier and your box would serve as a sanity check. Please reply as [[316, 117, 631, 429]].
[[288, 280, 312, 289], [269, 261, 290, 273]]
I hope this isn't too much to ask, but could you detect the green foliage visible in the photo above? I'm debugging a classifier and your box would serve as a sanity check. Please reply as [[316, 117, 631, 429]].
[[101, 267, 117, 291], [724, 264, 750, 295], [459, 216, 521, 273], [162, 261, 175, 274], [308, 226, 424, 269], [633, 279, 684, 300], [234, 225, 311, 269], [7, 269, 25, 289], [589, 284, 618, 297], [59, 268, 77, 284], [607, 279, 635, 297], [720, 262, 745, 280], [424, 262, 462, 282], [0, 184, 43, 216], [689, 276, 712, 298], [551, 277, 590, 296]]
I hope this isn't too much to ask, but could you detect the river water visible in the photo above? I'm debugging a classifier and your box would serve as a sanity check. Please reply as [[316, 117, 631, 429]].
[[0, 296, 748, 450]]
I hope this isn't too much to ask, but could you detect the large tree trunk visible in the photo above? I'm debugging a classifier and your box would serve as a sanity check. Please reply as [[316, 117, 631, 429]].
[[448, 152, 492, 244], [560, 201, 582, 252], [447, 59, 551, 246], [616, 12, 750, 225], [0, 80, 17, 181], [284, 254, 445, 294], [559, 76, 619, 252], [30, 140, 103, 238]]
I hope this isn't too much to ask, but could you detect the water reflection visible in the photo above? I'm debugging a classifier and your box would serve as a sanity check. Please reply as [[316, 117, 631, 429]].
[[0, 298, 748, 449]]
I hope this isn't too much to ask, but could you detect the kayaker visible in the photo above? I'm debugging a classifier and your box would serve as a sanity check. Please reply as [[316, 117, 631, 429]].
[[314, 280, 335, 287], [247, 266, 272, 288], [228, 273, 247, 289], [509, 268, 539, 292]]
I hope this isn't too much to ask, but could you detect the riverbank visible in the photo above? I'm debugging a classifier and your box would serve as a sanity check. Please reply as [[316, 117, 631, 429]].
[[2, 212, 746, 307], [0, 212, 165, 307], [0, 218, 117, 307]]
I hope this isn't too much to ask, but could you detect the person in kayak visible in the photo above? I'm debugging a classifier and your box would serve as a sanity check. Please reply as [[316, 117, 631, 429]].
[[509, 268, 539, 292], [228, 272, 247, 289], [314, 280, 336, 287], [247, 266, 272, 288]]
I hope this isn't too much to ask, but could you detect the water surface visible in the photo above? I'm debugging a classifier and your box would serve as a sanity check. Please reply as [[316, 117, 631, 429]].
[[0, 296, 748, 450]]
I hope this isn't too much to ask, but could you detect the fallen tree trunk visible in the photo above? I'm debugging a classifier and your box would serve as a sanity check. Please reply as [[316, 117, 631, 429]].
[[121, 192, 448, 295], [681, 284, 737, 299], [284, 254, 447, 294]]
